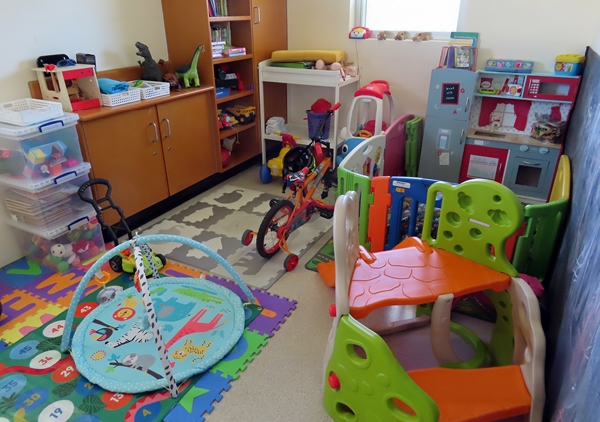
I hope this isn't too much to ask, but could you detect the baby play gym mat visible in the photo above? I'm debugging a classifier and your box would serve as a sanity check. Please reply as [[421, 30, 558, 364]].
[[61, 235, 255, 395]]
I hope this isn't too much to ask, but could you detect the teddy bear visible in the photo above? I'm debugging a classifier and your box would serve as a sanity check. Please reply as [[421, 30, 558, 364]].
[[50, 238, 94, 267]]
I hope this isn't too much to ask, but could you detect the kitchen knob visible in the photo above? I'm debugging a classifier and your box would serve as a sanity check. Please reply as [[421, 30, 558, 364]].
[[520, 145, 529, 152], [540, 147, 549, 154]]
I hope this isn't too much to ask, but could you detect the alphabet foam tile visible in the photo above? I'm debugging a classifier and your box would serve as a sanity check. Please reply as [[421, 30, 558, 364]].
[[0, 258, 54, 289], [210, 329, 268, 379], [205, 274, 297, 337], [164, 370, 233, 422], [0, 289, 50, 331], [0, 340, 7, 352], [1, 303, 66, 344]]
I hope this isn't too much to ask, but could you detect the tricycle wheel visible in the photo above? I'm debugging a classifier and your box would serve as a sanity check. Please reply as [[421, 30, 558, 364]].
[[259, 164, 273, 184], [284, 254, 299, 271], [109, 256, 123, 272], [241, 229, 254, 246]]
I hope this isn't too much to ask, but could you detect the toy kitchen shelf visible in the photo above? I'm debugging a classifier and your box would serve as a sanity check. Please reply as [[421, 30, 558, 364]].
[[258, 59, 360, 163], [475, 70, 581, 103]]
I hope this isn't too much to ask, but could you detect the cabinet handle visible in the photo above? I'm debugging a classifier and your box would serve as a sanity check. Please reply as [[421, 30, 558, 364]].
[[153, 152, 157, 156], [149, 122, 158, 142], [460, 129, 465, 144], [522, 161, 540, 166], [498, 163, 503, 174], [465, 97, 470, 111], [253, 6, 261, 24], [162, 118, 172, 138]]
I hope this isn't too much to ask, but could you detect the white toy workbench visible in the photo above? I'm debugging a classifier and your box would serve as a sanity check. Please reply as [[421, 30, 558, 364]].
[[258, 59, 360, 165]]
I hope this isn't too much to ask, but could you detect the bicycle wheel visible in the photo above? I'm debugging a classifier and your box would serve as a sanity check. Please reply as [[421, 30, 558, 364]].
[[256, 199, 294, 259]]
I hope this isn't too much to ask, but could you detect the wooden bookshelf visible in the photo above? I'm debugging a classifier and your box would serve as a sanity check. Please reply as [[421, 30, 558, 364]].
[[162, 0, 287, 172]]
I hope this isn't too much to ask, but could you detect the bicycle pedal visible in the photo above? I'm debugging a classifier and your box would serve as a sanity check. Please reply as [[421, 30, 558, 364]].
[[320, 209, 334, 219]]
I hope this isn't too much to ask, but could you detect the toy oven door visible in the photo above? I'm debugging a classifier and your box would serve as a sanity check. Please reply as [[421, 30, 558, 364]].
[[506, 155, 551, 195], [523, 76, 580, 102]]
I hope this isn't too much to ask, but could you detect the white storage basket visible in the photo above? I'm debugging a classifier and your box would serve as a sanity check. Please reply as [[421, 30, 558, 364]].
[[101, 88, 141, 107], [0, 99, 64, 126], [129, 81, 170, 99]]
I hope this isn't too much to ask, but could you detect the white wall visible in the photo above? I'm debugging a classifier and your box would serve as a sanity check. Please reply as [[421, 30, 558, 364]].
[[287, 0, 600, 121], [0, 0, 168, 267]]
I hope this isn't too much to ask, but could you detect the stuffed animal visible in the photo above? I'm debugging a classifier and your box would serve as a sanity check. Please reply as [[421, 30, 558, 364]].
[[377, 31, 387, 41], [51, 238, 94, 267], [413, 32, 432, 42], [394, 31, 409, 41]]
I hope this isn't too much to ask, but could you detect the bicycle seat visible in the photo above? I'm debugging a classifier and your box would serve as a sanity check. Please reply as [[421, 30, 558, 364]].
[[286, 167, 310, 184]]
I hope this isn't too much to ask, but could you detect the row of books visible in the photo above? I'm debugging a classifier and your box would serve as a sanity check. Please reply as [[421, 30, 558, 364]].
[[211, 24, 231, 44], [208, 0, 227, 17], [212, 42, 247, 59]]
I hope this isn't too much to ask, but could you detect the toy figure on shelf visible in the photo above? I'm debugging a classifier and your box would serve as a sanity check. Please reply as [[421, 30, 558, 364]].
[[135, 42, 163, 81], [218, 109, 237, 129], [176, 45, 205, 88]]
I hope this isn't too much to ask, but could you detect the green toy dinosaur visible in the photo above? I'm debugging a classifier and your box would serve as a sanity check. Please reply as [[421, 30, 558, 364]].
[[176, 45, 204, 88], [135, 41, 163, 82]]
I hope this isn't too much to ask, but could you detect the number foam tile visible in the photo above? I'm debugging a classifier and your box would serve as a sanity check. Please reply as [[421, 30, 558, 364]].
[[0, 304, 66, 345]]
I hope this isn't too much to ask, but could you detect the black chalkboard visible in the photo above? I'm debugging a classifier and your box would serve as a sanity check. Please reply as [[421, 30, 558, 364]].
[[441, 83, 460, 104]]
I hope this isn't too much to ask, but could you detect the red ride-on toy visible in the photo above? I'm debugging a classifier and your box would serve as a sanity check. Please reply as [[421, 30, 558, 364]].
[[241, 103, 340, 271]]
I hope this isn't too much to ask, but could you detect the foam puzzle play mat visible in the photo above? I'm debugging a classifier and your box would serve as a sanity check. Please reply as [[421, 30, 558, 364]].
[[0, 234, 297, 422]]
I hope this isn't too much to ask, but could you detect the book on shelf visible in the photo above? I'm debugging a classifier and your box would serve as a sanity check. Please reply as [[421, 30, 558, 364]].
[[223, 47, 246, 55], [224, 52, 247, 57]]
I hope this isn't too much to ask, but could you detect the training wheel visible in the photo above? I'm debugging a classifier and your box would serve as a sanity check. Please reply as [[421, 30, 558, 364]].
[[284, 254, 299, 271], [241, 229, 254, 246], [259, 163, 272, 184]]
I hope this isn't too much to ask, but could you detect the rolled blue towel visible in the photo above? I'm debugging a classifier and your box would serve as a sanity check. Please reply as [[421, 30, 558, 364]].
[[98, 78, 130, 94]]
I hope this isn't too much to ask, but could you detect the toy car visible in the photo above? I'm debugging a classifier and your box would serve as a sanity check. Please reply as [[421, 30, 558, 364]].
[[225, 105, 256, 124], [109, 247, 167, 275], [218, 109, 237, 129]]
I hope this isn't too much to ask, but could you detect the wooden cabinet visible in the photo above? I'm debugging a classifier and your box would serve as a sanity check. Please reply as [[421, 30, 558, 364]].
[[82, 106, 170, 220], [74, 88, 217, 223], [158, 94, 217, 194], [252, 0, 287, 123]]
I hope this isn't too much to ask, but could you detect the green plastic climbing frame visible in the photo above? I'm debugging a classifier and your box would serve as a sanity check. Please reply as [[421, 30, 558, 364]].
[[336, 166, 373, 249], [422, 179, 524, 277], [512, 198, 568, 283], [405, 116, 423, 177], [324, 315, 439, 422]]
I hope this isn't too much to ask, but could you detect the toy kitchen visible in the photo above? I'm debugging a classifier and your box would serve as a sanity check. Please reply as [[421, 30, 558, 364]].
[[419, 61, 581, 204]]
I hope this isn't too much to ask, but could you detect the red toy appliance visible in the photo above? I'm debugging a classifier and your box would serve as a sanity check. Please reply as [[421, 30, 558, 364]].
[[523, 75, 580, 102]]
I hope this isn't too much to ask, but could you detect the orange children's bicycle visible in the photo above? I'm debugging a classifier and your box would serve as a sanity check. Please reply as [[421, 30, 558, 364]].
[[242, 102, 341, 271]]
